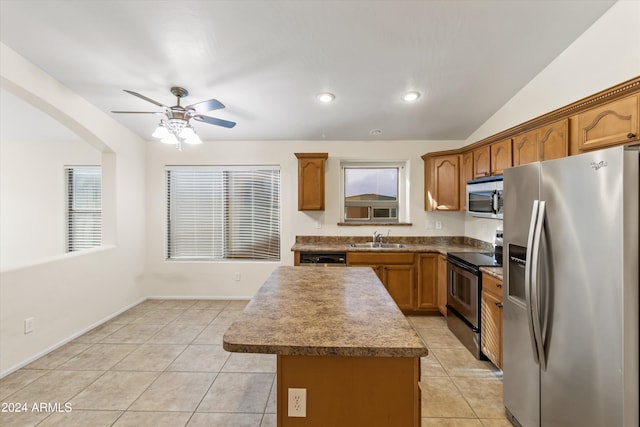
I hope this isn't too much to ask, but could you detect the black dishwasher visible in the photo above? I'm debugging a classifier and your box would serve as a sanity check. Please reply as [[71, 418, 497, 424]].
[[299, 252, 346, 266]]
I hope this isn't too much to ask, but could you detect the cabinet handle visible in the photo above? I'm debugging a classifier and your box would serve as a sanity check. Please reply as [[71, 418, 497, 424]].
[[495, 302, 503, 308], [496, 283, 502, 288], [628, 133, 637, 139]]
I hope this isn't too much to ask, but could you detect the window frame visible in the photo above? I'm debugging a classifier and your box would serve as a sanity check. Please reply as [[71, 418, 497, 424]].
[[65, 165, 102, 252], [165, 165, 281, 262], [340, 160, 408, 224]]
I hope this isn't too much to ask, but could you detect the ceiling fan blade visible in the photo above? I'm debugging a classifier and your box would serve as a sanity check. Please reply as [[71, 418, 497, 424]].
[[193, 115, 237, 128], [123, 89, 168, 108], [111, 111, 162, 114], [186, 98, 225, 113]]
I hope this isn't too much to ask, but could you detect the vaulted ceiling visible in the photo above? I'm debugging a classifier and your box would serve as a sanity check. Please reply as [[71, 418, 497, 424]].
[[0, 0, 616, 142]]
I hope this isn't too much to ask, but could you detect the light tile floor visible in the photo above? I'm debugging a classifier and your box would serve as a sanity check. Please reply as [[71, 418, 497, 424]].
[[0, 300, 511, 427]]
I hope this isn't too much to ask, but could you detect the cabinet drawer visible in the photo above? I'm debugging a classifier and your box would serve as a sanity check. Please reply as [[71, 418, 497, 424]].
[[347, 252, 415, 265], [482, 273, 503, 298]]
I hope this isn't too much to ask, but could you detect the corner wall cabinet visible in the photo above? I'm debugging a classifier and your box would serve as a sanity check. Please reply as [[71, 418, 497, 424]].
[[294, 153, 328, 211], [423, 154, 460, 211]]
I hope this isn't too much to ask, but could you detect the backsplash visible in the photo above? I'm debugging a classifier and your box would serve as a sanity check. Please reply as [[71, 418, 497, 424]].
[[295, 235, 494, 251]]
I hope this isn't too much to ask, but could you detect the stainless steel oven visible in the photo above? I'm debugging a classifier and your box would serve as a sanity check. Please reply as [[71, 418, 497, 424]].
[[446, 251, 501, 359], [447, 258, 480, 327]]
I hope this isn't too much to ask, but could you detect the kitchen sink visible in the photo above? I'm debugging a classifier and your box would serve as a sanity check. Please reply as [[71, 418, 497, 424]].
[[348, 242, 406, 249]]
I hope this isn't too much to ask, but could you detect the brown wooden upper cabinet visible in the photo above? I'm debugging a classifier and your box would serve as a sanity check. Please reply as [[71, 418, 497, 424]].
[[473, 146, 491, 178], [425, 154, 460, 211], [513, 119, 568, 166], [490, 138, 512, 176], [577, 94, 639, 151], [459, 151, 474, 210], [295, 153, 328, 211]]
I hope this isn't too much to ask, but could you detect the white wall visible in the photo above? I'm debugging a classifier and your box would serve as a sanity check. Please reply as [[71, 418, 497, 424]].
[[466, 0, 640, 144], [464, 0, 640, 241], [0, 138, 101, 269], [0, 44, 147, 376], [144, 139, 467, 298]]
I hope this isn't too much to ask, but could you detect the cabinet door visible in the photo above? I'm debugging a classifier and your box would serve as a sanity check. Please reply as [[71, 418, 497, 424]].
[[383, 264, 415, 311], [417, 254, 438, 311], [539, 118, 568, 161], [460, 151, 474, 210], [432, 155, 460, 211], [513, 129, 538, 166], [481, 289, 502, 368], [473, 146, 491, 179], [423, 157, 434, 211], [295, 153, 328, 211], [577, 95, 639, 151], [490, 138, 512, 175], [437, 255, 448, 316]]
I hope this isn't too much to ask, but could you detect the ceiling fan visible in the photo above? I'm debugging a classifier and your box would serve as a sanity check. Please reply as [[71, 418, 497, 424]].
[[112, 87, 236, 147]]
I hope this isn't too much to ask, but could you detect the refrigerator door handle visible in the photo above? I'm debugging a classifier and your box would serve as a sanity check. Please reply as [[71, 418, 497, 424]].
[[531, 201, 547, 370], [525, 200, 541, 365]]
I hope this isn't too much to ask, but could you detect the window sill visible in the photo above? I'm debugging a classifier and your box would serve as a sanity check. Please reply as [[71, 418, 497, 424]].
[[337, 222, 413, 226]]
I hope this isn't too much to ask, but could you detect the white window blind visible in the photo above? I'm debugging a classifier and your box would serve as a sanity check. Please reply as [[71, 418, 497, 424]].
[[167, 166, 280, 261], [66, 166, 102, 252]]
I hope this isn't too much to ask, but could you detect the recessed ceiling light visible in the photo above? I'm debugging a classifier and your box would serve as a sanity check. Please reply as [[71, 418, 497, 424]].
[[317, 92, 335, 103], [369, 129, 382, 135], [402, 91, 421, 102]]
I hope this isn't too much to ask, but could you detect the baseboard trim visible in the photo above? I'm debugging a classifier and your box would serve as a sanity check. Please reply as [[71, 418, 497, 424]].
[[0, 297, 146, 379]]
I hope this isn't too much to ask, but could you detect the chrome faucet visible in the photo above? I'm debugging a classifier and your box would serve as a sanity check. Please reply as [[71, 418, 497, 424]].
[[373, 231, 383, 245]]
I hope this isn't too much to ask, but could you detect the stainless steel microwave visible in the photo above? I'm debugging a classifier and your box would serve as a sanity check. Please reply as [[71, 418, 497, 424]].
[[466, 176, 503, 219]]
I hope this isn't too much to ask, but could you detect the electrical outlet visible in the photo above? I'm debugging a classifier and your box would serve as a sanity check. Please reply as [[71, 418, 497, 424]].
[[435, 220, 442, 230], [24, 317, 35, 334], [287, 388, 307, 417], [234, 272, 241, 281]]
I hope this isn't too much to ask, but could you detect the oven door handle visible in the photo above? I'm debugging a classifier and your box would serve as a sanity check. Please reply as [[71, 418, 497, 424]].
[[447, 257, 479, 274]]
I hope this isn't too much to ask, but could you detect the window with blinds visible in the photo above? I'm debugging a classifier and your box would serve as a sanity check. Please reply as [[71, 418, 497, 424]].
[[166, 166, 281, 261], [66, 166, 102, 252]]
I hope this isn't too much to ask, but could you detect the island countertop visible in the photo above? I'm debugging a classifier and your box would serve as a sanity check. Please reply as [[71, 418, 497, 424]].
[[223, 266, 428, 358]]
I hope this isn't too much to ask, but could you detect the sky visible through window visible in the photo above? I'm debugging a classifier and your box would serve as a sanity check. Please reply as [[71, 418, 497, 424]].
[[345, 168, 398, 199]]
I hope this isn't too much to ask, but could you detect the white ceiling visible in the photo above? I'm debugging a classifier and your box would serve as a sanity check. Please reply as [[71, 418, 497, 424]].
[[0, 0, 616, 143]]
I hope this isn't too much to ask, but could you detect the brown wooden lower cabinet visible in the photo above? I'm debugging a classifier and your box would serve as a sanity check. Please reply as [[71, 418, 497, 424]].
[[277, 355, 420, 426], [347, 252, 441, 313], [417, 253, 438, 310], [480, 273, 503, 368], [437, 254, 448, 316]]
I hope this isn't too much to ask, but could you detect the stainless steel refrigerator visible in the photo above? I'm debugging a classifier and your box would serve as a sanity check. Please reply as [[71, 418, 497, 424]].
[[503, 145, 639, 427]]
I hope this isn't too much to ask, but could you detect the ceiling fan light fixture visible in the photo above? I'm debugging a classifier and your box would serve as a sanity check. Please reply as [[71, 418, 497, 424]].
[[160, 133, 180, 145], [152, 123, 170, 139], [317, 92, 335, 103], [178, 125, 195, 139], [181, 126, 202, 145], [402, 91, 421, 102]]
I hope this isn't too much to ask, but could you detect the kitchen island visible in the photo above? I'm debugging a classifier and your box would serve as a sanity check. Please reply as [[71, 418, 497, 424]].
[[223, 266, 428, 427]]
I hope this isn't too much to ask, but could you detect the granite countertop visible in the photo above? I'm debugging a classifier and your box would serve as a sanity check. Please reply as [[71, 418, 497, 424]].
[[291, 235, 494, 255], [223, 266, 429, 358], [480, 266, 504, 281]]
